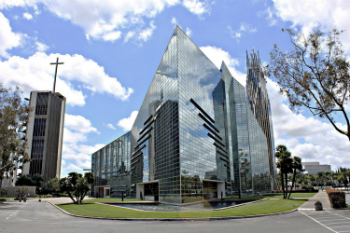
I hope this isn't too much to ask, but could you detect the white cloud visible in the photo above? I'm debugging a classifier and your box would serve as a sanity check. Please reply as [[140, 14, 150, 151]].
[[183, 0, 211, 16], [65, 163, 83, 172], [0, 0, 183, 42], [0, 52, 133, 106], [228, 23, 257, 42], [102, 31, 122, 42], [266, 77, 350, 170], [124, 31, 136, 43], [62, 114, 103, 176], [23, 12, 33, 20], [0, 12, 23, 58], [185, 27, 192, 37], [118, 111, 138, 131], [65, 114, 99, 134], [138, 20, 156, 41], [200, 46, 246, 86], [35, 41, 49, 52], [257, 6, 278, 26], [272, 0, 350, 52], [171, 17, 178, 25], [107, 123, 116, 130], [63, 128, 87, 144]]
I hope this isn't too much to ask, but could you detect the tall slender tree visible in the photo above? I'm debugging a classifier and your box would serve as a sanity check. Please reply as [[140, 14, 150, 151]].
[[0, 84, 31, 196], [275, 145, 293, 199], [288, 156, 302, 199], [317, 171, 328, 190]]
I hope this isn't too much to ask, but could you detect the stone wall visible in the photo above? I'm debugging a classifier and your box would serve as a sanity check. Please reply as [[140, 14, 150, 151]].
[[1, 186, 36, 197]]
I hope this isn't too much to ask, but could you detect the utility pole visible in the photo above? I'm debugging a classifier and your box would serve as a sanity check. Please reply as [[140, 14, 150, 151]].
[[50, 57, 64, 93]]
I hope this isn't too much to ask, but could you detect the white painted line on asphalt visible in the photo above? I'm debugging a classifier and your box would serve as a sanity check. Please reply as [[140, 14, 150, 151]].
[[6, 203, 27, 219], [325, 222, 350, 225], [319, 219, 348, 222], [326, 211, 350, 220], [332, 226, 350, 229], [299, 211, 338, 233]]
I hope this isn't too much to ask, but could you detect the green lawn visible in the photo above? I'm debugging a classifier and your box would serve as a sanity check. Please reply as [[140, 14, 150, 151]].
[[0, 197, 16, 200], [226, 192, 317, 200], [57, 198, 306, 219], [83, 198, 143, 203]]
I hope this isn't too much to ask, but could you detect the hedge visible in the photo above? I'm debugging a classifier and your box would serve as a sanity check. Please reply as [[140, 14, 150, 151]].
[[272, 189, 318, 193], [326, 188, 346, 208]]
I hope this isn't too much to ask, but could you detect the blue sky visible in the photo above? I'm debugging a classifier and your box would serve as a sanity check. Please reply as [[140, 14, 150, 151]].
[[0, 0, 349, 177]]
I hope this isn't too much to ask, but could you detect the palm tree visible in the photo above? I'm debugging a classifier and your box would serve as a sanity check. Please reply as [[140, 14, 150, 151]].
[[335, 173, 343, 187], [275, 145, 293, 199], [317, 171, 327, 190], [325, 171, 332, 187], [288, 156, 302, 199], [309, 174, 316, 186]]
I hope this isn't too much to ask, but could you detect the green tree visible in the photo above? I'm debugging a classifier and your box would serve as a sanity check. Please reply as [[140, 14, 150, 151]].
[[16, 186, 29, 200], [0, 84, 32, 196], [309, 174, 316, 185], [47, 177, 60, 196], [275, 145, 293, 199], [59, 172, 94, 204], [16, 174, 44, 187], [288, 156, 302, 199], [317, 171, 328, 190], [266, 28, 350, 141]]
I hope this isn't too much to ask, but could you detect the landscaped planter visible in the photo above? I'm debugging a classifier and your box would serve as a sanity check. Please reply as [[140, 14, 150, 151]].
[[314, 201, 323, 211]]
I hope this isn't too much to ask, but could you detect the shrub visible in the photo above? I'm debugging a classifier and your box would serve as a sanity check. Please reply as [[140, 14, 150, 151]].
[[314, 200, 322, 205], [272, 190, 283, 193], [1, 188, 9, 196], [326, 188, 346, 208]]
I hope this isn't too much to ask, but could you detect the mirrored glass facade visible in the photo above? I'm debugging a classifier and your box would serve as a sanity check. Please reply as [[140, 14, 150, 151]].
[[91, 131, 131, 197], [91, 27, 273, 203], [246, 49, 276, 189]]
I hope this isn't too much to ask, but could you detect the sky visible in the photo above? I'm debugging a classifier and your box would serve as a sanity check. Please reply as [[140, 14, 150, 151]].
[[0, 0, 349, 177]]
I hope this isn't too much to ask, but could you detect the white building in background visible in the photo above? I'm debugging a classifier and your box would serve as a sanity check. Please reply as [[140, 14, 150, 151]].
[[302, 162, 331, 175]]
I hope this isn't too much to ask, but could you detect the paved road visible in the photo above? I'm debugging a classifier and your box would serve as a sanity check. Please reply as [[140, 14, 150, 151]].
[[0, 198, 348, 233]]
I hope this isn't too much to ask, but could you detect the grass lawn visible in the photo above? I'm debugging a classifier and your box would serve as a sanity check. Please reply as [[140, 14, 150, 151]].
[[57, 198, 307, 219], [226, 192, 317, 200], [83, 198, 143, 203], [0, 197, 16, 200]]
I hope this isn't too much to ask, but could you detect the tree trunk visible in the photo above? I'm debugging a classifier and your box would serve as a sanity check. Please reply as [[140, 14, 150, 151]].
[[81, 192, 87, 204], [67, 191, 77, 204], [284, 173, 288, 199], [280, 172, 285, 199], [0, 179, 3, 197], [288, 168, 297, 199]]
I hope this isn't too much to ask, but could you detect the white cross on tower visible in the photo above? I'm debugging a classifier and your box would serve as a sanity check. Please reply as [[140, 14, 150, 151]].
[[50, 57, 64, 93]]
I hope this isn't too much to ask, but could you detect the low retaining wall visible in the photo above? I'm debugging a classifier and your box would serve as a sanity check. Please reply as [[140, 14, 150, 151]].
[[1, 186, 36, 197]]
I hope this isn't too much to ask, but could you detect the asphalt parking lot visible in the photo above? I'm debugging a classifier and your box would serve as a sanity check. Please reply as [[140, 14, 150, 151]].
[[1, 198, 346, 233], [300, 209, 350, 233]]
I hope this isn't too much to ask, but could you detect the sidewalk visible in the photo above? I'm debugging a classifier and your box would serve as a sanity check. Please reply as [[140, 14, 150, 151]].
[[298, 191, 331, 210]]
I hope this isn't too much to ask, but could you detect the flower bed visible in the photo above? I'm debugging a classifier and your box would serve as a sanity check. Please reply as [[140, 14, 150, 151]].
[[326, 188, 346, 208]]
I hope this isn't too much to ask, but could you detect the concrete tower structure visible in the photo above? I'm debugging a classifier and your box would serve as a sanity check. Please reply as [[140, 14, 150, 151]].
[[245, 49, 276, 189], [22, 91, 66, 183]]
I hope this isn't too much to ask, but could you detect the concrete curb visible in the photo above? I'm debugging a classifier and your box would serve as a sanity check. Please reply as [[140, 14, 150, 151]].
[[99, 199, 263, 212], [48, 201, 299, 221]]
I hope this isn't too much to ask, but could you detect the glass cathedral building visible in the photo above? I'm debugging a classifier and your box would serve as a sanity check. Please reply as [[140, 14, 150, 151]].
[[92, 26, 272, 203], [245, 49, 276, 189]]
